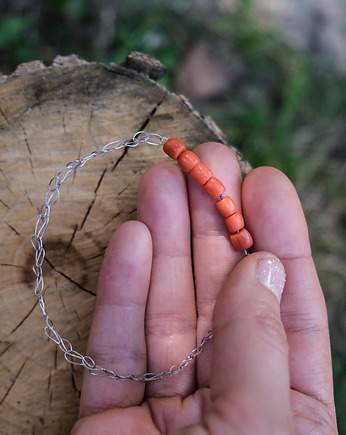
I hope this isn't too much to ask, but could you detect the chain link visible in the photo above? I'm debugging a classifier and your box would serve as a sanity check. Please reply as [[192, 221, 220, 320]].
[[32, 131, 213, 382]]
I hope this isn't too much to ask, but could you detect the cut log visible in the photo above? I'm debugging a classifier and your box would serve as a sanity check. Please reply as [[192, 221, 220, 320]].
[[0, 54, 251, 434]]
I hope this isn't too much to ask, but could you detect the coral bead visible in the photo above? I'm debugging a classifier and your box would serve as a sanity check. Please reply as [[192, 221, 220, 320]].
[[190, 163, 213, 185], [230, 229, 253, 251], [163, 138, 186, 160], [178, 150, 200, 172], [216, 196, 238, 217], [225, 212, 245, 233], [204, 177, 226, 199]]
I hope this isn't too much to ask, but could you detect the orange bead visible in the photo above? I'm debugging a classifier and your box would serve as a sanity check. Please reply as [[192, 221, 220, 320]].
[[216, 196, 238, 217], [225, 212, 245, 233], [190, 163, 213, 185], [163, 138, 186, 160], [178, 150, 200, 172], [230, 228, 253, 251], [204, 177, 226, 199]]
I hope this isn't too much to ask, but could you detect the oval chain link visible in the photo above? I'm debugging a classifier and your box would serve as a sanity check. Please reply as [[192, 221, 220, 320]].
[[31, 131, 213, 382]]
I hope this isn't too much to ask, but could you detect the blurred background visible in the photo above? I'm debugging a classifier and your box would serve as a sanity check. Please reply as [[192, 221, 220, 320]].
[[0, 0, 345, 430]]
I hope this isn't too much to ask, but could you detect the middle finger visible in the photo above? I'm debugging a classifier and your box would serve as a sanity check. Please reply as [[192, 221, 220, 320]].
[[188, 142, 244, 387]]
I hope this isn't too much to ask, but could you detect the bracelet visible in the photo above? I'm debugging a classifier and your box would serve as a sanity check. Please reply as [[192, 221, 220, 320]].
[[31, 131, 253, 382]]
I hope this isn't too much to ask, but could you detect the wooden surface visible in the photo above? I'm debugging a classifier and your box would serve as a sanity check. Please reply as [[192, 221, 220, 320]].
[[0, 54, 250, 434]]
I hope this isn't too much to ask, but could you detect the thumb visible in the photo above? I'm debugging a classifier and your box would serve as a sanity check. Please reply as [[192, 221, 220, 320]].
[[209, 252, 293, 433]]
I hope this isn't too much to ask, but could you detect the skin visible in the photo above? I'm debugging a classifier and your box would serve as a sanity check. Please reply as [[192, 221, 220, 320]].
[[71, 142, 337, 434]]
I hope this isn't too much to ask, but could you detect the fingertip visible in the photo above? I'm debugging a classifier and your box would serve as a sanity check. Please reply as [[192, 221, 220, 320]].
[[137, 161, 191, 258], [103, 220, 152, 267], [99, 220, 153, 302], [242, 166, 311, 258], [137, 161, 188, 223], [192, 142, 243, 185], [243, 166, 293, 196], [138, 161, 185, 196], [107, 220, 152, 248]]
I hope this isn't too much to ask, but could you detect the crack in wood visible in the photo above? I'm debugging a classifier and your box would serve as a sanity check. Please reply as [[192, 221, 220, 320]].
[[111, 147, 128, 171], [79, 167, 107, 231], [105, 66, 134, 80], [139, 93, 167, 131], [79, 198, 96, 231], [0, 166, 11, 188], [47, 372, 51, 390], [0, 342, 13, 357], [0, 105, 10, 126], [58, 291, 67, 312], [0, 358, 28, 407], [25, 191, 34, 208], [109, 94, 167, 175], [62, 104, 67, 135], [10, 300, 39, 335], [0, 263, 24, 268], [86, 250, 106, 261], [71, 365, 81, 396], [65, 225, 78, 253], [73, 326, 82, 342], [21, 102, 41, 119], [73, 308, 82, 322], [116, 184, 130, 198], [44, 256, 96, 296], [54, 347, 58, 369], [104, 211, 121, 226], [21, 123, 35, 176], [0, 198, 10, 209], [87, 84, 99, 127], [4, 222, 23, 238], [24, 137, 32, 155]]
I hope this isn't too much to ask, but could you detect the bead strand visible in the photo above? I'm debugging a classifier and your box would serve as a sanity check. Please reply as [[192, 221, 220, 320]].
[[163, 138, 253, 253]]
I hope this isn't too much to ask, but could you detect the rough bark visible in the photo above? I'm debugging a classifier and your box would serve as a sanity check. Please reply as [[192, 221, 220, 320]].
[[0, 54, 250, 434]]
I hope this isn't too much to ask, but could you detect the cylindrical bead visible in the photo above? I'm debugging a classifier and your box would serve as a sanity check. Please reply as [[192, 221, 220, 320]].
[[216, 196, 238, 217], [230, 228, 253, 251], [163, 138, 186, 160], [204, 177, 226, 199], [225, 211, 245, 233], [178, 150, 200, 173], [190, 163, 213, 185], [225, 212, 244, 233]]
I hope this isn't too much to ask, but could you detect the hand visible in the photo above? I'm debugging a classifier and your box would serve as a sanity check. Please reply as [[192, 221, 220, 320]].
[[71, 142, 337, 434]]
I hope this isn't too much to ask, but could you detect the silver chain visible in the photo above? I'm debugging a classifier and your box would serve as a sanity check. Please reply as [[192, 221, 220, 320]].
[[32, 131, 213, 382]]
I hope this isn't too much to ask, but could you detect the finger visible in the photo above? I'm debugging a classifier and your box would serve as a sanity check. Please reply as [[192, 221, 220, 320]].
[[187, 142, 244, 386], [208, 252, 293, 433], [138, 163, 196, 398], [79, 221, 152, 417], [242, 168, 335, 415]]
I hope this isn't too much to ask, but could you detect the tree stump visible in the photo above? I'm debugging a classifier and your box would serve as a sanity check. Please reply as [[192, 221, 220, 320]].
[[0, 54, 250, 434]]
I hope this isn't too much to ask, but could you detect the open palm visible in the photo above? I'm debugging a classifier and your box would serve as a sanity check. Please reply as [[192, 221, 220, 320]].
[[72, 143, 337, 434]]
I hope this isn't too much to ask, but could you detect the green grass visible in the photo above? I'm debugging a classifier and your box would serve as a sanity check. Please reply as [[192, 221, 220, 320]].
[[1, 0, 345, 431]]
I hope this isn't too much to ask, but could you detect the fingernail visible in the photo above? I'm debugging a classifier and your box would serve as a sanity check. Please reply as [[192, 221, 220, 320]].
[[256, 257, 286, 302]]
